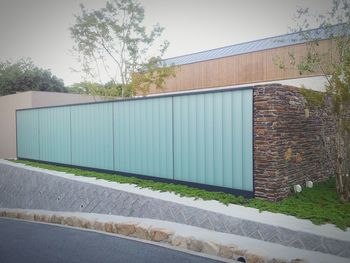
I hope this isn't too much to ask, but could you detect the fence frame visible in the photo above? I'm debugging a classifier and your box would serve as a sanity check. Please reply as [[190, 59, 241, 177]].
[[16, 85, 254, 198]]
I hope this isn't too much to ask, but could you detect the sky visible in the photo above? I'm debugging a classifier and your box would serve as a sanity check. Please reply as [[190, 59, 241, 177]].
[[0, 0, 333, 85]]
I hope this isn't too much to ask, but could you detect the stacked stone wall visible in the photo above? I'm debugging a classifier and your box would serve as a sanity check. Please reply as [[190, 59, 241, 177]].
[[253, 84, 335, 201]]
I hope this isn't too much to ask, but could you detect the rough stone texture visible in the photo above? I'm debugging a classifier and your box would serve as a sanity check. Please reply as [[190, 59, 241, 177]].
[[254, 84, 336, 201], [63, 216, 75, 226], [171, 235, 188, 249], [0, 162, 349, 258], [72, 217, 82, 228], [245, 251, 267, 263], [218, 244, 237, 259], [36, 214, 50, 223], [19, 212, 35, 221], [5, 211, 18, 219], [132, 223, 150, 240], [50, 214, 63, 224], [201, 241, 220, 256], [77, 218, 92, 229], [150, 228, 174, 242], [116, 222, 136, 236], [233, 249, 247, 258], [187, 237, 204, 252], [104, 222, 114, 233], [92, 220, 105, 231], [267, 259, 288, 263], [290, 259, 309, 263]]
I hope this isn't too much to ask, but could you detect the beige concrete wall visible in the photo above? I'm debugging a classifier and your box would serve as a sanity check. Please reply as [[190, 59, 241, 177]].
[[30, 91, 101, 108], [0, 92, 33, 159], [0, 91, 101, 159]]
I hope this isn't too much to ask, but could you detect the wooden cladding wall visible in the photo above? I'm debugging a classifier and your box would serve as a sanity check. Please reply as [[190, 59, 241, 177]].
[[149, 39, 333, 94]]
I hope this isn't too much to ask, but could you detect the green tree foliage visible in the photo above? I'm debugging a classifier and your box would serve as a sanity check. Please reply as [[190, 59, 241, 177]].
[[70, 0, 175, 97], [68, 80, 133, 98], [0, 58, 66, 96], [279, 0, 350, 201]]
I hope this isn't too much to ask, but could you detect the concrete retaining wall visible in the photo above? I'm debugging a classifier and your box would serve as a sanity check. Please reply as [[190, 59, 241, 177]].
[[0, 160, 349, 259]]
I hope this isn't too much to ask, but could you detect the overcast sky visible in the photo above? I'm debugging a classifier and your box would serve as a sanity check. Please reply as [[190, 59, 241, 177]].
[[0, 0, 333, 85]]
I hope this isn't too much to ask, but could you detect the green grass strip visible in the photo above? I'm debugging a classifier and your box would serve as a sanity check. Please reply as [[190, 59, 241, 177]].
[[11, 159, 350, 230]]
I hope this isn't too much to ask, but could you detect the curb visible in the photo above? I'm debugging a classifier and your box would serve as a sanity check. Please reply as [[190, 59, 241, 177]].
[[0, 208, 298, 263]]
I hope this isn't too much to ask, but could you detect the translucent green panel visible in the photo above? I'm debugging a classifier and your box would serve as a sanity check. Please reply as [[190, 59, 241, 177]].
[[242, 89, 253, 191], [71, 103, 113, 170], [222, 93, 233, 188], [16, 88, 253, 192], [38, 107, 71, 164], [173, 95, 189, 182], [232, 92, 243, 189], [16, 109, 39, 160], [113, 97, 173, 179], [213, 92, 224, 186], [173, 90, 253, 189]]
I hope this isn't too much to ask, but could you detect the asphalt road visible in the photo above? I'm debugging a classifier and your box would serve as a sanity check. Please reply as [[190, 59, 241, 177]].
[[0, 217, 226, 263]]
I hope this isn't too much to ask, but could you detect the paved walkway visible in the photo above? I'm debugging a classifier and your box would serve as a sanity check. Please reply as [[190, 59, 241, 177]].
[[0, 159, 349, 262]]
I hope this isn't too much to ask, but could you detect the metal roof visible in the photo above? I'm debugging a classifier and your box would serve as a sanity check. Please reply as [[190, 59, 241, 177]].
[[163, 25, 342, 66]]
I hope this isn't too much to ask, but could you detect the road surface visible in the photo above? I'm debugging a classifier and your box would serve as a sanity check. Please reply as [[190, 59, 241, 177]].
[[0, 217, 226, 263]]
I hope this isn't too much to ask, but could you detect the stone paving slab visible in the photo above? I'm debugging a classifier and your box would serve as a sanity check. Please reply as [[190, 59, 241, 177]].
[[0, 160, 349, 259]]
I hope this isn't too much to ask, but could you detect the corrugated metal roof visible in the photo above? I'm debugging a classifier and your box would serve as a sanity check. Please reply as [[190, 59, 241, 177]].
[[163, 25, 343, 66]]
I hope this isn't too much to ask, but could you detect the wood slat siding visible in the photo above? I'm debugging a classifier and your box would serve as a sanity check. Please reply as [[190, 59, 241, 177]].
[[149, 39, 333, 94]]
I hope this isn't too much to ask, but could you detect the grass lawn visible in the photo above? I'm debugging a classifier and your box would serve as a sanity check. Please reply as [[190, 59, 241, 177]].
[[11, 159, 350, 230]]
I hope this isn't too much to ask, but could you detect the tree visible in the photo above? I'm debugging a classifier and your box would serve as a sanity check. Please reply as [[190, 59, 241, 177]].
[[68, 80, 132, 99], [0, 58, 67, 96], [70, 0, 175, 97], [277, 0, 350, 201]]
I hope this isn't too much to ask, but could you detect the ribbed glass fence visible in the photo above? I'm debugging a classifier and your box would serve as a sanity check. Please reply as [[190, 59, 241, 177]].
[[16, 88, 253, 194]]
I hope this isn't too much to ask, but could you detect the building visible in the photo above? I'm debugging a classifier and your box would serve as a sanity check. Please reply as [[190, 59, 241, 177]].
[[0, 91, 102, 159], [147, 26, 338, 94], [2, 25, 342, 200]]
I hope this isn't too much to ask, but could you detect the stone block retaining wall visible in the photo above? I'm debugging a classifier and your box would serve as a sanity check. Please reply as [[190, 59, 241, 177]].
[[253, 84, 335, 201]]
